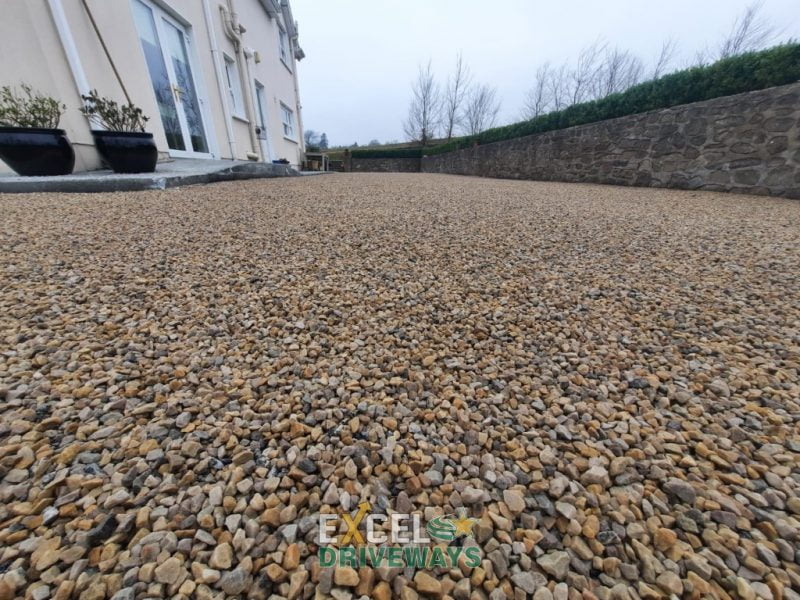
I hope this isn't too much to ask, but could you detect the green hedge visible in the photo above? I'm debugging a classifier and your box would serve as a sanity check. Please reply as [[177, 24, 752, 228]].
[[350, 147, 423, 159], [425, 43, 800, 155], [352, 44, 800, 160]]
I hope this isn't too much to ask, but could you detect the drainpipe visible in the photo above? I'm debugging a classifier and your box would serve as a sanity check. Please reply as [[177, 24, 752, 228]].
[[202, 0, 236, 158], [80, 0, 131, 104], [220, 1, 261, 161], [47, 0, 91, 98], [46, 0, 95, 153], [292, 61, 305, 162], [279, 0, 304, 166], [243, 46, 273, 162]]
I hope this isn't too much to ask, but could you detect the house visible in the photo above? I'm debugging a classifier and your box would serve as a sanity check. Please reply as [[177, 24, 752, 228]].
[[0, 0, 306, 172]]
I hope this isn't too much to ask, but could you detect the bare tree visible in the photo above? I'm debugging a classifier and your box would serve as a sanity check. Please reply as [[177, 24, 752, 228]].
[[626, 59, 644, 89], [595, 47, 643, 97], [522, 62, 552, 119], [442, 52, 472, 140], [569, 40, 605, 104], [688, 46, 710, 68], [548, 63, 570, 111], [403, 60, 441, 146], [515, 3, 784, 121], [303, 129, 319, 146], [651, 38, 677, 79], [463, 84, 500, 135], [718, 1, 776, 59]]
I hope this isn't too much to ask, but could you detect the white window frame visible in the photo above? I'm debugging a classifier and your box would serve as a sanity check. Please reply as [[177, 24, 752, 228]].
[[131, 0, 218, 159], [223, 54, 245, 119], [280, 102, 296, 141], [278, 26, 290, 68]]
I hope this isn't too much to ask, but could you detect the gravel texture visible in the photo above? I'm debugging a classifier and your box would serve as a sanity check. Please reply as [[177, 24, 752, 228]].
[[1, 173, 799, 600]]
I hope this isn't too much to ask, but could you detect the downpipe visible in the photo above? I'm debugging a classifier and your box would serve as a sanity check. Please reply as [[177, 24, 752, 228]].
[[242, 46, 272, 162], [202, 0, 236, 159], [220, 1, 261, 161], [47, 0, 91, 97]]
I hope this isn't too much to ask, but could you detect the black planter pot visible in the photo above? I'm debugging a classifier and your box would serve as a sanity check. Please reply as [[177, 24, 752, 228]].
[[0, 127, 75, 176], [92, 130, 157, 174]]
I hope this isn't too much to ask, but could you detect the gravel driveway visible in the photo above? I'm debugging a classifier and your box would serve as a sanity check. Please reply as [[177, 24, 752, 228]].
[[1, 174, 799, 599]]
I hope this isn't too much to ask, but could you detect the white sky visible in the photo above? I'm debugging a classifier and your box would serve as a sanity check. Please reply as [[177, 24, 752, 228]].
[[291, 0, 800, 147]]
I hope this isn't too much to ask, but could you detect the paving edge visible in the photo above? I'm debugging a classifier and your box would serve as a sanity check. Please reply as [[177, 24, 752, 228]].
[[0, 162, 298, 194]]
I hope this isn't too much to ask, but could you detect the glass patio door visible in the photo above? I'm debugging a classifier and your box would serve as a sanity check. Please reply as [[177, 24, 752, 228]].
[[132, 0, 210, 157]]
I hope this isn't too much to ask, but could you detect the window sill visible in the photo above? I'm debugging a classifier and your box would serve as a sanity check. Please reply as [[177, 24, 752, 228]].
[[280, 59, 293, 73], [232, 114, 249, 124], [283, 136, 298, 144]]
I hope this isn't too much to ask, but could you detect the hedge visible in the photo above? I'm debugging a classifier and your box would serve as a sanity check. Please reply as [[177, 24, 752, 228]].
[[425, 43, 800, 155], [354, 43, 800, 159], [350, 147, 423, 159]]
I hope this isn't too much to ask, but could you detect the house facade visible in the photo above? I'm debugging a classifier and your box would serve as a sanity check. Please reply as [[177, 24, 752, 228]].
[[0, 0, 306, 173]]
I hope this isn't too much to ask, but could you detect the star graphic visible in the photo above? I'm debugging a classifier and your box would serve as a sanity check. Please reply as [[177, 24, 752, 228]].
[[451, 512, 478, 537]]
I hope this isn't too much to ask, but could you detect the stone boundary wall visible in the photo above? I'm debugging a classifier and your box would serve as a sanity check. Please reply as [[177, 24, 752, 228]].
[[347, 156, 421, 173], [421, 83, 800, 198]]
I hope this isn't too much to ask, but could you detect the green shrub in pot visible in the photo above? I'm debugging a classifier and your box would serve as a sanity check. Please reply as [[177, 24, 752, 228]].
[[81, 90, 157, 173], [0, 84, 74, 176]]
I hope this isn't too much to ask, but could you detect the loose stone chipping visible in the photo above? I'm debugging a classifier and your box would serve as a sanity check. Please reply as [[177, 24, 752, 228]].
[[1, 173, 799, 600]]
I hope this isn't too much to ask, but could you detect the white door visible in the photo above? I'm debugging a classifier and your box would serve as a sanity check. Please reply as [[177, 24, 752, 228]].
[[254, 82, 272, 162], [132, 0, 212, 158]]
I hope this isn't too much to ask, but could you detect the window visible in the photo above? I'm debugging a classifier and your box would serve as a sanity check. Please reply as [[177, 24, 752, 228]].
[[278, 26, 290, 66], [223, 54, 245, 118], [281, 103, 295, 139]]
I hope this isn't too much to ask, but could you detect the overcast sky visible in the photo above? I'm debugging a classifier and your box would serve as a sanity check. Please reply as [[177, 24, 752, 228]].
[[291, 0, 800, 147]]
